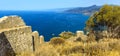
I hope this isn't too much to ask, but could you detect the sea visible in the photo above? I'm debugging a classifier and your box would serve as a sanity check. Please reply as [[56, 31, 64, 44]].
[[0, 11, 89, 41]]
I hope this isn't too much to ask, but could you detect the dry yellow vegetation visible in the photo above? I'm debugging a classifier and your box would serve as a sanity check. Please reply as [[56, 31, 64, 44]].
[[17, 38, 120, 56]]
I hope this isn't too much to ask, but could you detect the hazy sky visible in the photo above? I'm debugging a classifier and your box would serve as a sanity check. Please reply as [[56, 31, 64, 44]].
[[0, 0, 120, 10]]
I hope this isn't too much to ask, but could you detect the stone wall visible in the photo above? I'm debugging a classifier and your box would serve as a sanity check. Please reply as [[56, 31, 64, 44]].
[[0, 16, 34, 56], [0, 32, 15, 56], [0, 16, 25, 30], [39, 35, 44, 44], [1, 26, 33, 52], [32, 31, 40, 51]]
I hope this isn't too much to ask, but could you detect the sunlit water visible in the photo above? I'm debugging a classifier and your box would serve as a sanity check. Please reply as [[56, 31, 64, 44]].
[[0, 11, 89, 41]]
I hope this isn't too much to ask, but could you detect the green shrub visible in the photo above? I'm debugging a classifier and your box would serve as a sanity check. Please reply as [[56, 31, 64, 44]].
[[85, 5, 120, 38], [50, 37, 65, 45], [59, 31, 75, 39]]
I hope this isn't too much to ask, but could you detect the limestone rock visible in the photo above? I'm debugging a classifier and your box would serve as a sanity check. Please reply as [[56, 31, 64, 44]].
[[76, 31, 87, 42], [0, 26, 33, 52], [0, 32, 15, 56], [32, 31, 40, 51], [39, 35, 44, 44], [0, 16, 34, 56], [0, 15, 26, 30], [76, 31, 84, 37]]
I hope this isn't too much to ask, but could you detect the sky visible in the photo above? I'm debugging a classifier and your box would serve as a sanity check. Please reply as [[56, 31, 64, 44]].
[[0, 0, 120, 10]]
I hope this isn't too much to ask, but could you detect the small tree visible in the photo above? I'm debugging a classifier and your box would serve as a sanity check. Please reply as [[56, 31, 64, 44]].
[[85, 5, 120, 38]]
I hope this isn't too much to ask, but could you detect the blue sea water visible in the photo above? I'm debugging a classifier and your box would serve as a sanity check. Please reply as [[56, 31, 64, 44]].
[[0, 11, 89, 41]]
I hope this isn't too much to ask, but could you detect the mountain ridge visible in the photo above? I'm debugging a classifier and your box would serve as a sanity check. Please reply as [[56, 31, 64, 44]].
[[64, 5, 101, 15]]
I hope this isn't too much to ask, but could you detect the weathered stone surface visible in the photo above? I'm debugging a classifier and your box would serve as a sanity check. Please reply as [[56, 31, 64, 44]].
[[0, 16, 34, 55], [32, 31, 40, 51], [0, 32, 15, 56], [67, 31, 87, 42], [39, 35, 44, 44], [76, 31, 84, 37], [76, 31, 87, 42], [0, 26, 33, 54], [0, 15, 25, 30]]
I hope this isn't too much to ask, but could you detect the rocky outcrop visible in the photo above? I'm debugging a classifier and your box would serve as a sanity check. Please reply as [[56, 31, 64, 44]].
[[76, 31, 87, 42], [67, 31, 88, 42], [0, 16, 42, 56]]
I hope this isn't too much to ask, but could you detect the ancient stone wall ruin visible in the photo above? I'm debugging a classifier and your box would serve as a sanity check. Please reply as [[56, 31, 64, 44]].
[[0, 16, 44, 56], [32, 31, 40, 51], [0, 16, 25, 30], [39, 35, 44, 44]]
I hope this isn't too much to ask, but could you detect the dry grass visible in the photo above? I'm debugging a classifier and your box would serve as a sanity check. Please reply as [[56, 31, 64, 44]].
[[16, 38, 120, 56], [49, 37, 65, 45]]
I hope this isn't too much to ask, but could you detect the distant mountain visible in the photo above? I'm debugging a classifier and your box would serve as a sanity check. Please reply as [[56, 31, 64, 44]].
[[45, 8, 74, 12], [64, 5, 101, 15]]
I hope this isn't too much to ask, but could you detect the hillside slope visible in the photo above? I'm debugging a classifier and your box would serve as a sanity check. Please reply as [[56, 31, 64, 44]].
[[64, 5, 101, 15]]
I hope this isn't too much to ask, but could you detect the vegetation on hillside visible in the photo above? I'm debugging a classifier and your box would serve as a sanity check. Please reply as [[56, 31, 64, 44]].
[[59, 31, 75, 39], [16, 5, 120, 56], [17, 38, 120, 56], [85, 5, 120, 39], [65, 5, 101, 15]]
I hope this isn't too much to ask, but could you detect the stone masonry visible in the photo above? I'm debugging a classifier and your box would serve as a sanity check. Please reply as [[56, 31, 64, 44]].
[[0, 16, 44, 56], [32, 31, 40, 51]]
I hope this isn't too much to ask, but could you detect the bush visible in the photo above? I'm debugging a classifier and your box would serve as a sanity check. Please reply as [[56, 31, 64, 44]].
[[59, 31, 75, 39], [85, 5, 120, 38], [50, 37, 65, 45]]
